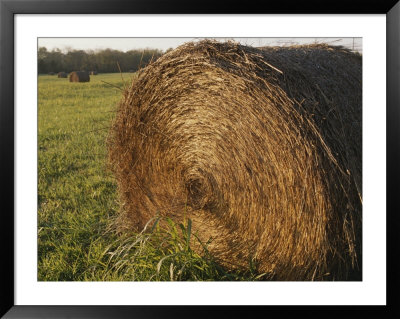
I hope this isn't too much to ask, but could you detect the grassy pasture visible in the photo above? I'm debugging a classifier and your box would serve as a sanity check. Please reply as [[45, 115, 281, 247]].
[[38, 73, 261, 281]]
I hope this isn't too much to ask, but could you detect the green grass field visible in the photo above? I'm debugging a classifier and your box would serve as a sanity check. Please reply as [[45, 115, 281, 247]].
[[38, 73, 263, 281]]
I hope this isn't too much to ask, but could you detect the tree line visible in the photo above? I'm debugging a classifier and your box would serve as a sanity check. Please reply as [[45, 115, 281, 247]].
[[38, 47, 168, 74]]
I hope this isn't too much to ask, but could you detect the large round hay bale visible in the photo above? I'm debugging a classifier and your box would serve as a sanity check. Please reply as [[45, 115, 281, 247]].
[[69, 71, 90, 82], [108, 40, 362, 281], [57, 72, 68, 78]]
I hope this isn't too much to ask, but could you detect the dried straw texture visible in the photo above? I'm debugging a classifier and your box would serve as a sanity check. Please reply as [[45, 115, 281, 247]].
[[57, 72, 68, 78], [108, 40, 362, 281], [69, 71, 90, 82]]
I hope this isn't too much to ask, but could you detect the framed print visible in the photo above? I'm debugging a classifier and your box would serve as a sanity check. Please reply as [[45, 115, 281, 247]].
[[1, 0, 399, 318]]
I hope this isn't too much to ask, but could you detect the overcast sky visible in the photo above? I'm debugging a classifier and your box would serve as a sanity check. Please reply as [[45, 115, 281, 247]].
[[38, 37, 362, 53]]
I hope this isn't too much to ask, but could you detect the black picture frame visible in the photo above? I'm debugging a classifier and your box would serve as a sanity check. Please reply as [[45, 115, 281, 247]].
[[1, 0, 399, 318]]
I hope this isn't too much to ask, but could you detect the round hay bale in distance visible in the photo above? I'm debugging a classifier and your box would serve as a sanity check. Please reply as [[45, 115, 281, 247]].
[[69, 71, 90, 82], [108, 40, 362, 281], [57, 72, 68, 78]]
